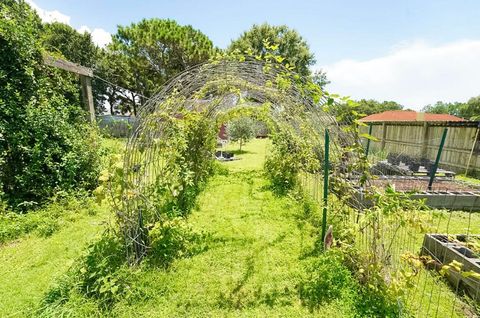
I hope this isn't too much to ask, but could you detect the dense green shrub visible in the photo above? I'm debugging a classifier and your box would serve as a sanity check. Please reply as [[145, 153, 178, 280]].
[[353, 284, 400, 317], [299, 248, 401, 316], [147, 218, 208, 268], [264, 129, 320, 195], [0, 193, 98, 243], [0, 0, 100, 209], [299, 250, 356, 308]]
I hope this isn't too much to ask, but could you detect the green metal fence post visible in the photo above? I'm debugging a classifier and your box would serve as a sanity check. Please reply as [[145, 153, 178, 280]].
[[428, 128, 448, 191], [365, 124, 373, 157], [321, 129, 330, 246]]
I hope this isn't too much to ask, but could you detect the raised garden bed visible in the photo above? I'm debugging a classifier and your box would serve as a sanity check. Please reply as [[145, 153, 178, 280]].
[[351, 176, 480, 210], [215, 151, 238, 161], [370, 178, 477, 192], [372, 160, 456, 178], [421, 234, 480, 301]]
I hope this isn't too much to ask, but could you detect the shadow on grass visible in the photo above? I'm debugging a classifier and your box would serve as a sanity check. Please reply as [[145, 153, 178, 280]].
[[146, 231, 211, 270], [217, 255, 255, 309]]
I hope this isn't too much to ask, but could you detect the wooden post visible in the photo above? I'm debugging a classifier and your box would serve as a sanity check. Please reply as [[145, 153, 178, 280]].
[[43, 55, 95, 123], [381, 122, 387, 150], [421, 122, 429, 157], [365, 124, 373, 157], [80, 75, 95, 123], [465, 124, 480, 176]]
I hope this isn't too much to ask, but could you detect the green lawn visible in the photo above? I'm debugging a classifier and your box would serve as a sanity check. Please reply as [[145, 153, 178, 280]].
[[0, 138, 124, 317], [0, 204, 111, 316], [111, 138, 355, 317], [1, 137, 478, 317]]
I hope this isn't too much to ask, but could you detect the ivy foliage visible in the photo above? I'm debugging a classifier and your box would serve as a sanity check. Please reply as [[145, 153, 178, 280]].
[[0, 0, 100, 209], [41, 22, 107, 112]]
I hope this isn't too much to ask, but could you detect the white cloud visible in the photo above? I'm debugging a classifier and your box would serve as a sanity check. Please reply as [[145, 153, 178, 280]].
[[25, 0, 70, 24], [78, 25, 111, 48], [322, 40, 480, 109], [27, 0, 111, 48]]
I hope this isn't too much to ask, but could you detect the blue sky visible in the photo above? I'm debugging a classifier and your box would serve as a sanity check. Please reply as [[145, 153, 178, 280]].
[[28, 0, 480, 109]]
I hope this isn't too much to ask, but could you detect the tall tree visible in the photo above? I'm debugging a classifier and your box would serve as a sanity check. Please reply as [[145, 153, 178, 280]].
[[463, 96, 480, 120], [227, 117, 256, 151], [422, 101, 463, 116], [228, 23, 315, 77], [312, 69, 330, 89], [42, 22, 98, 67], [421, 98, 480, 120], [355, 99, 403, 116], [107, 19, 216, 115]]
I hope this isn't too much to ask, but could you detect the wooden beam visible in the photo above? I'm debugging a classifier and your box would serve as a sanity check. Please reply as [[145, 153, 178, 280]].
[[44, 54, 95, 123], [43, 54, 93, 77]]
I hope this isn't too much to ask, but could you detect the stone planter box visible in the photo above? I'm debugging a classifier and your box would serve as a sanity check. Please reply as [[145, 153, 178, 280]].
[[351, 188, 480, 211], [412, 191, 480, 210], [421, 234, 480, 301]]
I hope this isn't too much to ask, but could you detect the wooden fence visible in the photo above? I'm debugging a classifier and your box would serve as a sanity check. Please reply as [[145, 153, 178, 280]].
[[360, 121, 480, 174]]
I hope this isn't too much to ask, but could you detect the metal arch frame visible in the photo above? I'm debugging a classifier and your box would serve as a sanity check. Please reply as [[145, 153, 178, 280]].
[[119, 58, 365, 263]]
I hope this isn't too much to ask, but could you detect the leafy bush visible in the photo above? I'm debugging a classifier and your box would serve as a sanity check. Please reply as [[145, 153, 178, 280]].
[[0, 1, 101, 209], [41, 221, 208, 313], [265, 129, 320, 195], [299, 250, 356, 308], [147, 218, 207, 268], [0, 194, 99, 243], [78, 234, 127, 304], [353, 284, 400, 317]]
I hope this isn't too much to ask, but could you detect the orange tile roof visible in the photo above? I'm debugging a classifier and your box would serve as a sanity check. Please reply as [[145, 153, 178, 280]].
[[360, 110, 466, 122]]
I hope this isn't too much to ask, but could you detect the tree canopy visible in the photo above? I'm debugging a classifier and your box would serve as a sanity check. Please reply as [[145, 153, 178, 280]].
[[228, 23, 315, 77], [42, 22, 98, 67], [312, 69, 331, 89], [355, 99, 403, 116], [0, 0, 100, 208], [422, 97, 480, 120], [227, 117, 256, 151], [106, 18, 216, 115]]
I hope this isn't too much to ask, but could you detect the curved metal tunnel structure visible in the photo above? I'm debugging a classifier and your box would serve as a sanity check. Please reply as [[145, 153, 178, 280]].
[[120, 58, 364, 262]]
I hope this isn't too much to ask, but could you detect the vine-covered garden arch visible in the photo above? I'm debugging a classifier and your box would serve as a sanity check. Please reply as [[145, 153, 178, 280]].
[[120, 57, 365, 263]]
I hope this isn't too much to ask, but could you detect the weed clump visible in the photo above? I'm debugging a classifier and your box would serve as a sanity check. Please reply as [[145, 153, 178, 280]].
[[298, 250, 355, 309], [41, 232, 129, 313], [147, 218, 208, 268]]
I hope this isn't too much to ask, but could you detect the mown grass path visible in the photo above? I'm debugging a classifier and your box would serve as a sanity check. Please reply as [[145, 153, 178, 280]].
[[0, 208, 110, 317], [112, 139, 352, 317]]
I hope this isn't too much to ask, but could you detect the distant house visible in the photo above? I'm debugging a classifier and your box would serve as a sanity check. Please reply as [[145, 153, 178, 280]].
[[359, 110, 467, 123]]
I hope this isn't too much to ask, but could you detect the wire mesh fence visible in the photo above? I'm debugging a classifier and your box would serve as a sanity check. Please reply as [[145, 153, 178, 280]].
[[299, 123, 480, 317], [121, 57, 479, 316]]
